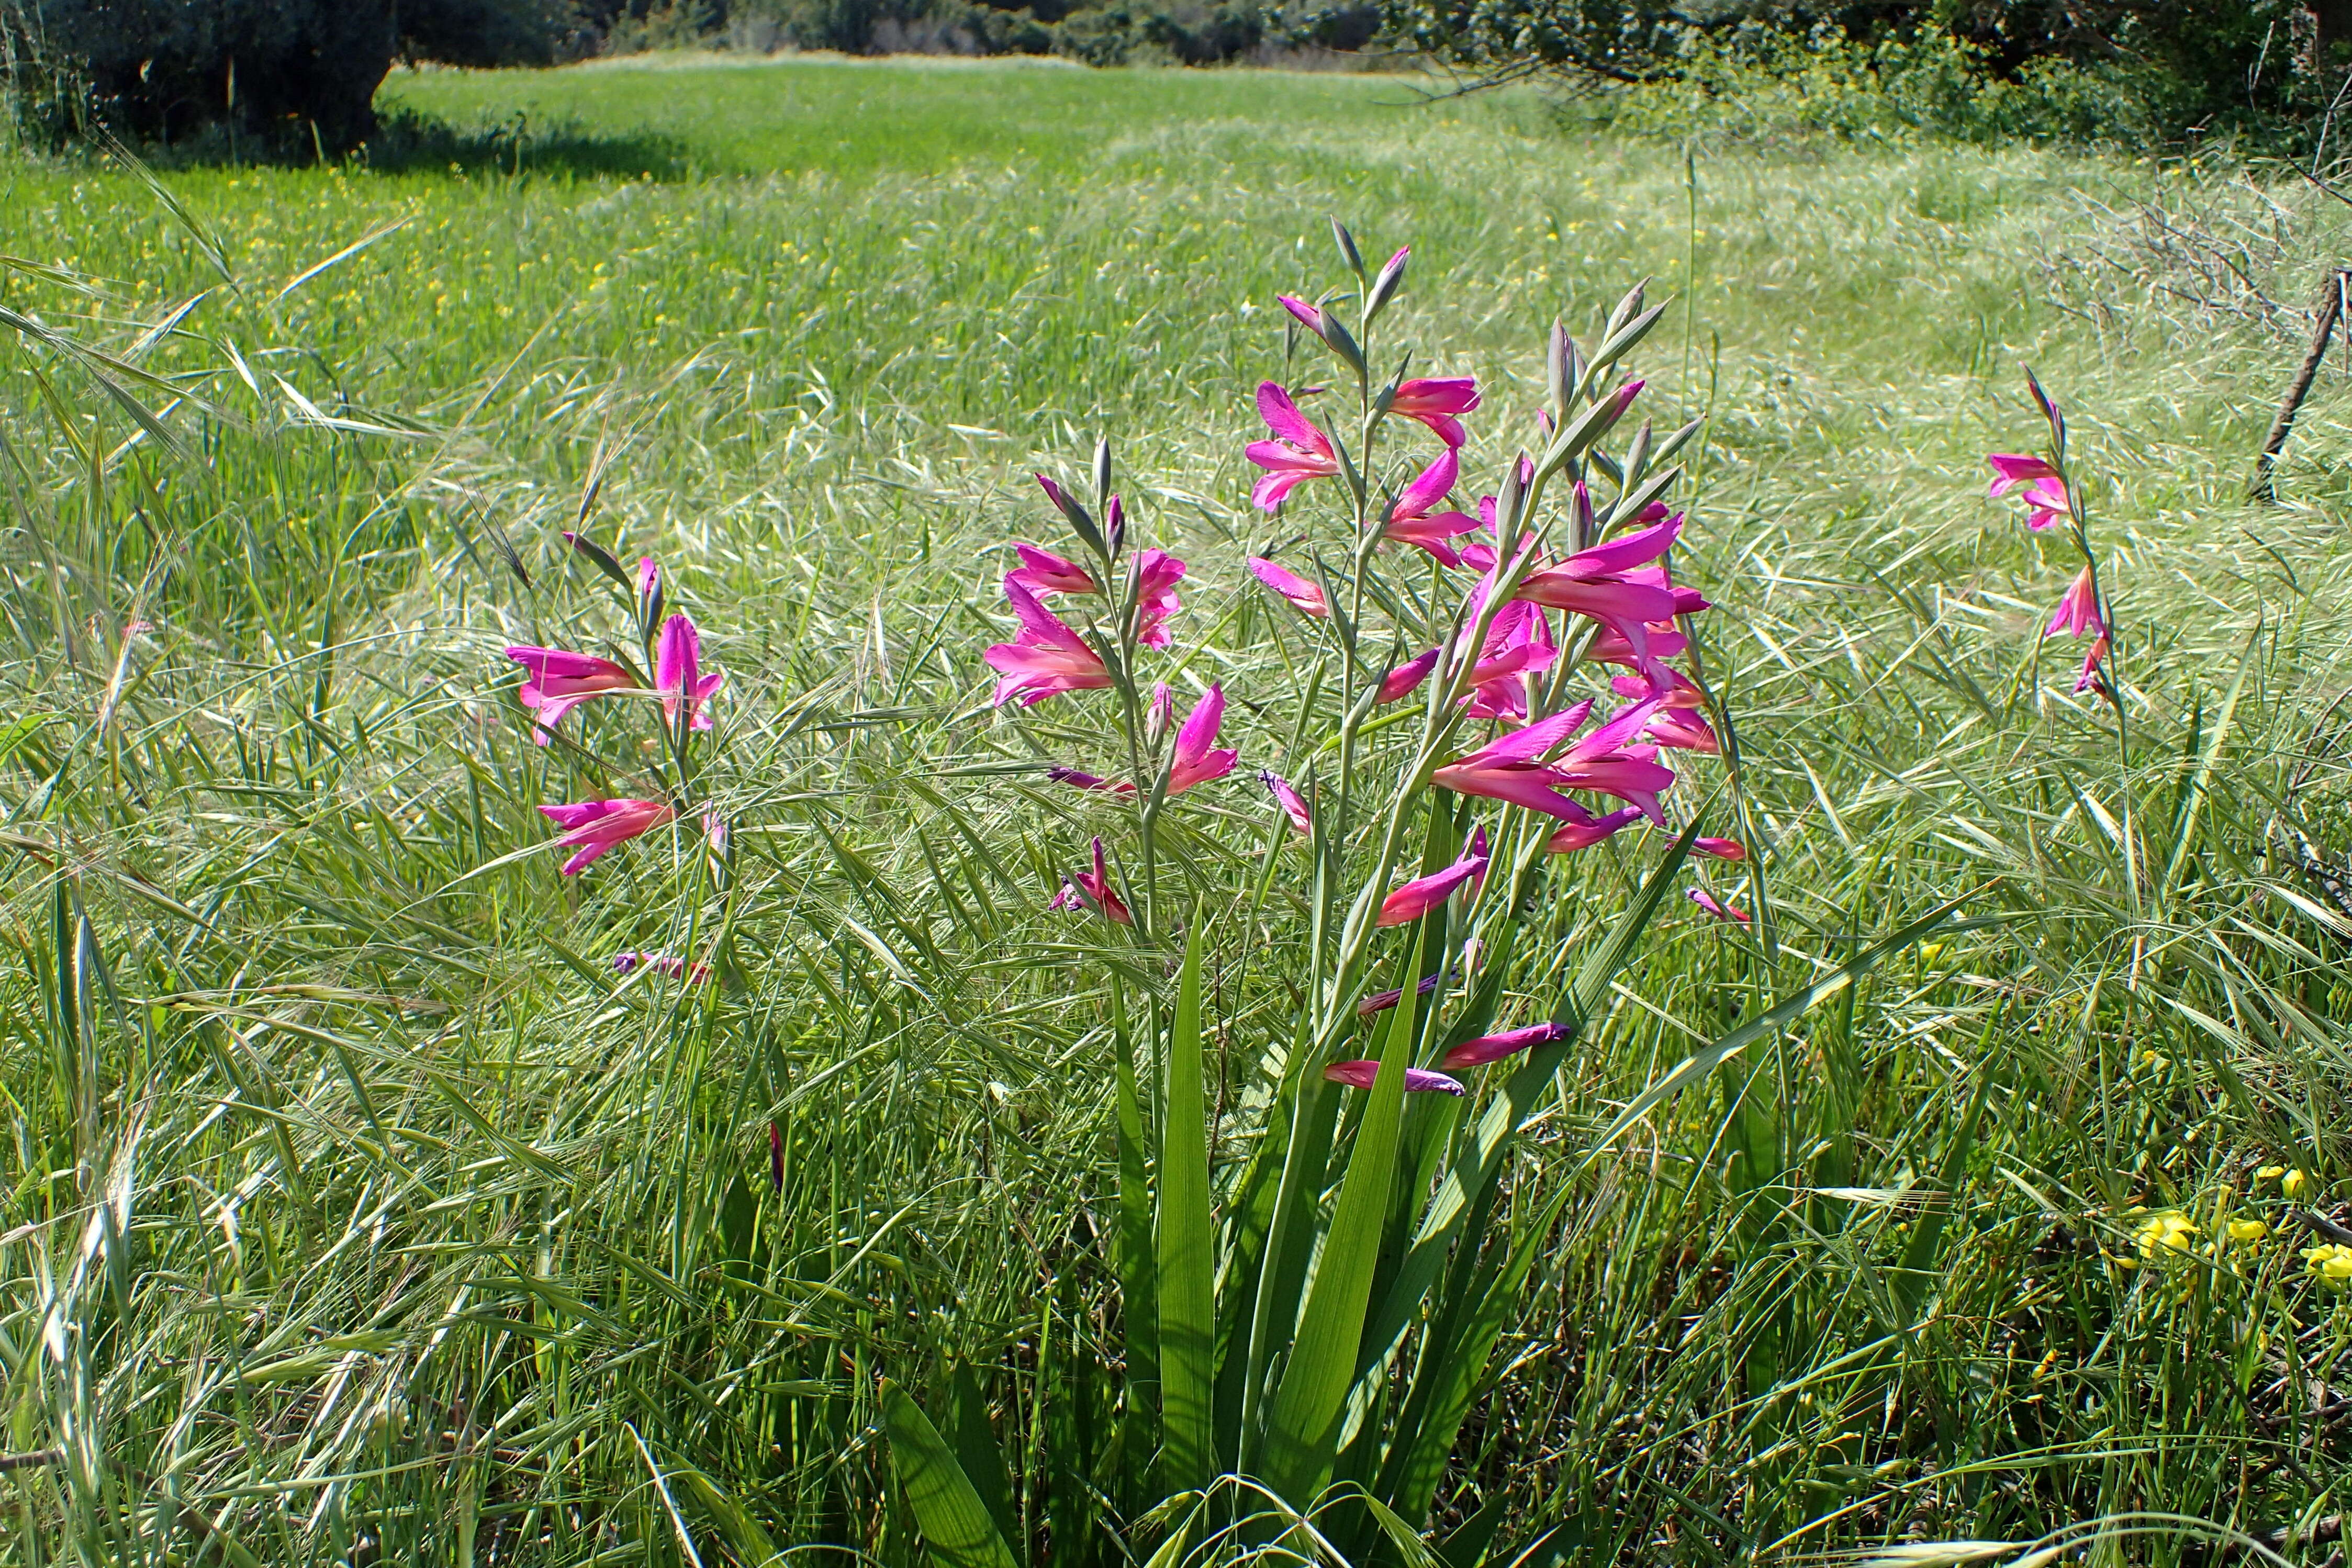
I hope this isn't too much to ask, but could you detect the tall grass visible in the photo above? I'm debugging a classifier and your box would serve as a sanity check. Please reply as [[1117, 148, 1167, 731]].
[[4, 54, 2352, 1565]]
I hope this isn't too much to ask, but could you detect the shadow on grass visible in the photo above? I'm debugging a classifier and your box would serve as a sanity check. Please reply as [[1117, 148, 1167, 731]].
[[359, 107, 695, 181]]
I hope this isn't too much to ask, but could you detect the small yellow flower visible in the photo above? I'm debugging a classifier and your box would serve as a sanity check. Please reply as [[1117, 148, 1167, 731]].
[[2135, 1211, 2199, 1259], [1917, 941, 1946, 964], [2258, 1166, 2286, 1180], [2284, 1169, 2311, 1198], [2305, 1244, 2352, 1286], [2227, 1218, 2269, 1244]]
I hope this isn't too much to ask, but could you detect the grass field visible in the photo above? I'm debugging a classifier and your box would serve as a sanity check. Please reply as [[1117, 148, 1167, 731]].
[[8, 50, 2352, 1567]]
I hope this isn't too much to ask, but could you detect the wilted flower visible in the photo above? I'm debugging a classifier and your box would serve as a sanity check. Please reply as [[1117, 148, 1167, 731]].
[[1248, 557, 1329, 619], [1322, 1059, 1464, 1095], [1377, 826, 1489, 927], [1247, 382, 1341, 510], [1046, 767, 1135, 795], [986, 577, 1112, 707], [1048, 836, 1132, 925], [505, 645, 634, 744], [539, 798, 677, 876], [612, 950, 712, 983]]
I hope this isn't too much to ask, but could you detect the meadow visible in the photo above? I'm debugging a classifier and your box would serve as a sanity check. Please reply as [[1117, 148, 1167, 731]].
[[5, 49, 2352, 1566]]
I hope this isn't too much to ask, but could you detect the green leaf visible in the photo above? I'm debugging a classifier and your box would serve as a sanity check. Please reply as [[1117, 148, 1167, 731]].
[[1114, 987, 1159, 1508], [947, 1360, 1018, 1550], [1157, 922, 1215, 1496], [881, 1380, 1023, 1568], [1260, 922, 1427, 1502]]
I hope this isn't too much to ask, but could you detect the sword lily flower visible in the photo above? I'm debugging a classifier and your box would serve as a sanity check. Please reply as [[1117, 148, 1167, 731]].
[[1380, 449, 1483, 565], [1011, 543, 1099, 596], [1261, 770, 1313, 836], [1134, 549, 1188, 649], [655, 613, 726, 732], [1247, 382, 1341, 510], [1048, 836, 1133, 925], [1323, 1059, 1465, 1095], [539, 798, 677, 876], [1379, 647, 1441, 703], [1248, 556, 1329, 618], [1388, 376, 1481, 449], [1688, 888, 1751, 924], [505, 645, 634, 744], [1167, 684, 1238, 796], [1440, 1021, 1570, 1069], [1377, 826, 1490, 926], [986, 577, 1113, 707]]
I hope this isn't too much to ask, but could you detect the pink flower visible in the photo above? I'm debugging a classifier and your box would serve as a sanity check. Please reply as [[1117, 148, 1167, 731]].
[[2044, 566, 2103, 641], [655, 614, 726, 732], [1377, 826, 1490, 927], [1134, 549, 1187, 649], [1261, 770, 1313, 836], [1431, 700, 1676, 826], [1147, 682, 1175, 743], [1544, 801, 1642, 854], [1322, 1059, 1464, 1095], [1388, 377, 1481, 449], [1611, 667, 1716, 752], [1688, 888, 1751, 924], [1380, 449, 1483, 565], [1167, 685, 1238, 796], [1439, 1022, 1569, 1069], [1247, 382, 1341, 510], [1046, 767, 1135, 795], [612, 950, 712, 984], [539, 799, 677, 876], [1048, 836, 1132, 925], [1695, 837, 1745, 860], [1989, 457, 2070, 531], [1358, 969, 1448, 1015], [1379, 648, 1441, 703], [505, 645, 635, 744], [1985, 453, 2058, 497], [1248, 557, 1329, 619], [1011, 543, 1099, 596], [985, 577, 1113, 707], [1460, 598, 1556, 726], [2077, 634, 2109, 694]]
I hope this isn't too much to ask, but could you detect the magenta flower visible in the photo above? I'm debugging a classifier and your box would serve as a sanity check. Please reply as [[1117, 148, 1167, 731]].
[[1379, 648, 1441, 704], [1431, 700, 1675, 826], [1985, 453, 2058, 497], [1011, 543, 1099, 596], [1377, 826, 1491, 927], [1167, 684, 1238, 796], [1323, 1059, 1464, 1095], [1688, 888, 1751, 924], [2044, 566, 2103, 641], [1439, 1021, 1570, 1070], [1248, 556, 1329, 619], [1460, 598, 1556, 725], [1380, 449, 1483, 565], [986, 577, 1113, 707], [539, 798, 677, 876], [1388, 377, 1481, 449], [1048, 836, 1133, 925], [1695, 836, 1746, 860], [1046, 767, 1135, 795], [1261, 770, 1313, 836], [655, 613, 726, 732], [612, 950, 712, 984], [1611, 667, 1716, 752], [1357, 969, 1448, 1016], [1134, 549, 1187, 649], [1247, 382, 1341, 510], [505, 645, 634, 744], [2076, 634, 2109, 694], [1544, 801, 1642, 854]]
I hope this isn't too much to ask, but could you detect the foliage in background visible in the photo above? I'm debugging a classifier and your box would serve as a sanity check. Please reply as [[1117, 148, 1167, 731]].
[[8, 54, 2352, 1566], [1394, 0, 2352, 152]]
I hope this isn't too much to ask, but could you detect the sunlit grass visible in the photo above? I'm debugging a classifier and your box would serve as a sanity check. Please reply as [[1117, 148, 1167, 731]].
[[4, 51, 2352, 1566]]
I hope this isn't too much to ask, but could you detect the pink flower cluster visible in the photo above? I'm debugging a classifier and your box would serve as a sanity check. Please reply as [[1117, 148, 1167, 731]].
[[1985, 449, 2105, 694]]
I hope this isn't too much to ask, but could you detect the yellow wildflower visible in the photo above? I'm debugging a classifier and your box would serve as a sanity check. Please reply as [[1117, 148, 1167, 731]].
[[2305, 1244, 2352, 1286], [2134, 1211, 2199, 1259], [2226, 1218, 2269, 1244], [2284, 1169, 2311, 1198], [2258, 1166, 2286, 1180]]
